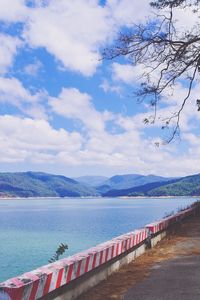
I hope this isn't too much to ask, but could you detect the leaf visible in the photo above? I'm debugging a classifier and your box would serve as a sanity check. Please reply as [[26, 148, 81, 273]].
[[48, 243, 68, 263]]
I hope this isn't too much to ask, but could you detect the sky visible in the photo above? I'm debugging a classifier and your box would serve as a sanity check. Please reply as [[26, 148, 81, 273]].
[[0, 0, 200, 178]]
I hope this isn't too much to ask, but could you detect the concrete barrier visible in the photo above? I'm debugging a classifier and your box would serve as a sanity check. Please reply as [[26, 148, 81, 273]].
[[0, 202, 199, 300]]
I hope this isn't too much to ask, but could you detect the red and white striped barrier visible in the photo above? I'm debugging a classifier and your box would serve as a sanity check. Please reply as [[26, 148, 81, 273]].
[[145, 205, 196, 234], [0, 228, 148, 300]]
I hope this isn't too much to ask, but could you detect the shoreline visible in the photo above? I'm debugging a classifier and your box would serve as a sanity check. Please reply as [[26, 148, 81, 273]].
[[0, 195, 200, 200]]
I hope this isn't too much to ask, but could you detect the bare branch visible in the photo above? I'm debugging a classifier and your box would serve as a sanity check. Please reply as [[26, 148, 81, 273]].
[[103, 0, 200, 142]]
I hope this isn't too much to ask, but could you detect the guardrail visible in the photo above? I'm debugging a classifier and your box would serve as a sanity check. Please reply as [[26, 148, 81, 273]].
[[145, 205, 196, 234], [0, 202, 199, 300]]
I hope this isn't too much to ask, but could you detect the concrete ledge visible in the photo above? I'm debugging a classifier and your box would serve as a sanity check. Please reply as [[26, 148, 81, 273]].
[[0, 202, 199, 300], [42, 242, 147, 300], [151, 231, 167, 248]]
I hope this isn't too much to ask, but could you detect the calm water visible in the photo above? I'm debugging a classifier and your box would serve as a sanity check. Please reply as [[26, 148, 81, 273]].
[[0, 197, 196, 282]]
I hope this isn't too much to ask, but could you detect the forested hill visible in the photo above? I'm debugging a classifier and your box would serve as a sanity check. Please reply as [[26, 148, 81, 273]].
[[103, 173, 200, 197], [96, 174, 172, 194], [0, 171, 200, 198], [147, 173, 200, 196], [0, 172, 98, 197]]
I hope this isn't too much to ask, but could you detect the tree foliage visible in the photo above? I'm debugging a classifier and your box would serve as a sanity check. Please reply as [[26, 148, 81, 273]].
[[104, 0, 200, 143], [48, 243, 68, 263]]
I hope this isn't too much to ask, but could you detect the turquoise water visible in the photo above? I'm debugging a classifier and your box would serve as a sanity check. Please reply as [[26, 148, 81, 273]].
[[0, 197, 196, 282]]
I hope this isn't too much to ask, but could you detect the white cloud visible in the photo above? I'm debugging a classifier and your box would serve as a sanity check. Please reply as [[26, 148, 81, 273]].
[[21, 0, 152, 76], [107, 0, 150, 26], [0, 0, 153, 77], [49, 87, 111, 132], [112, 62, 162, 87], [99, 78, 122, 94], [0, 34, 22, 74], [23, 0, 115, 76], [23, 60, 42, 76], [48, 86, 187, 175], [159, 82, 200, 133], [0, 77, 47, 118], [0, 115, 83, 163], [169, 5, 200, 33], [112, 62, 141, 84], [0, 77, 37, 103], [0, 0, 27, 22], [0, 100, 199, 177]]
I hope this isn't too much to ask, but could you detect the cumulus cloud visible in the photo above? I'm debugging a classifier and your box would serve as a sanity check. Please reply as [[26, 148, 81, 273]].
[[0, 0, 27, 22], [48, 87, 152, 169], [0, 115, 83, 163], [0, 94, 199, 177], [49, 87, 112, 132], [22, 0, 150, 76], [0, 0, 153, 76], [107, 0, 150, 26], [0, 34, 22, 74], [48, 86, 193, 176], [0, 77, 47, 118], [112, 63, 141, 84], [112, 62, 163, 87], [167, 5, 200, 34], [23, 0, 115, 76], [99, 78, 122, 94], [23, 60, 42, 76]]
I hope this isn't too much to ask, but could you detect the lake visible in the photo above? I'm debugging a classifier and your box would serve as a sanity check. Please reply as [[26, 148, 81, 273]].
[[0, 197, 196, 282]]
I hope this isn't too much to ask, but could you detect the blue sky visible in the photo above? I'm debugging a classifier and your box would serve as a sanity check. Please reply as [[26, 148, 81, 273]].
[[0, 0, 199, 177]]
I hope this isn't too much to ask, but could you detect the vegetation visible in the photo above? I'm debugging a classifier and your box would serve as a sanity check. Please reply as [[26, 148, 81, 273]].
[[48, 243, 68, 263], [96, 174, 172, 193], [1, 171, 200, 197], [0, 172, 98, 197], [103, 173, 200, 197], [148, 173, 200, 196], [103, 179, 178, 197]]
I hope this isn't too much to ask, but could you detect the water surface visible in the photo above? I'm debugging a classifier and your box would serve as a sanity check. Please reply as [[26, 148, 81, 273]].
[[0, 197, 196, 281]]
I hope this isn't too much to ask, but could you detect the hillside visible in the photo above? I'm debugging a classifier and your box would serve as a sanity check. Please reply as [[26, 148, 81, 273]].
[[0, 172, 98, 197], [97, 174, 172, 193], [1, 171, 200, 198], [147, 173, 200, 196], [75, 176, 108, 187], [103, 173, 200, 197], [103, 179, 179, 197]]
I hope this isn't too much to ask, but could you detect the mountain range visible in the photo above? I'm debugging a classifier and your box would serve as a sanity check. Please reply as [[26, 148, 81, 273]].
[[0, 171, 200, 197], [0, 172, 97, 198], [95, 174, 173, 194]]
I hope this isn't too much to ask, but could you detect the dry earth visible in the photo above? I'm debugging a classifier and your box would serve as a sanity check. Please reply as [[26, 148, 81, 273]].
[[77, 215, 200, 300]]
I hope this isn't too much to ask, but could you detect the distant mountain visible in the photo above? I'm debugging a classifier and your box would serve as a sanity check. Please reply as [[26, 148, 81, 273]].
[[97, 174, 172, 193], [1, 171, 199, 198], [0, 172, 98, 197], [102, 179, 179, 197], [103, 173, 200, 197], [75, 176, 108, 187]]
